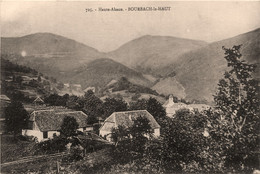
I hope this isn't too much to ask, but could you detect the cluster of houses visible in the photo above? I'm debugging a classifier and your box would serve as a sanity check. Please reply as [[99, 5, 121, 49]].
[[1, 92, 211, 142], [22, 105, 161, 142]]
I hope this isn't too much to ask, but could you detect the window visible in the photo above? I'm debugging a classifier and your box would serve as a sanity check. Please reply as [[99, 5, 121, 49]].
[[43, 131, 48, 139]]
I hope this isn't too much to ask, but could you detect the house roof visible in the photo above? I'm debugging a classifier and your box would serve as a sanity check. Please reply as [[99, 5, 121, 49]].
[[33, 96, 44, 103], [84, 87, 95, 92], [162, 100, 170, 107], [30, 110, 88, 131], [0, 95, 10, 101], [100, 110, 160, 132]]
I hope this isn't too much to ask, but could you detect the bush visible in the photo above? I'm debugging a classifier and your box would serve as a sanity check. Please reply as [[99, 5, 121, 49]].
[[70, 145, 84, 161], [36, 136, 69, 154]]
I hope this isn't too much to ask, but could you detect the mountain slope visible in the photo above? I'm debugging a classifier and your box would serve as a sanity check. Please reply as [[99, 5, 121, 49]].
[[1, 33, 105, 75], [1, 32, 101, 57], [107, 35, 207, 75], [65, 58, 152, 89], [1, 33, 152, 91], [154, 28, 260, 103], [152, 77, 186, 99]]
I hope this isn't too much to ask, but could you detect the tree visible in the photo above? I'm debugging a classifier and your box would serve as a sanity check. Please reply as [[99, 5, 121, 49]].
[[153, 109, 213, 172], [111, 125, 130, 147], [82, 90, 103, 115], [111, 116, 153, 164], [5, 101, 29, 137], [102, 97, 127, 118], [60, 116, 79, 137], [66, 95, 81, 110], [15, 75, 23, 85], [37, 76, 41, 82], [86, 115, 98, 125], [130, 116, 153, 139], [146, 98, 167, 122], [44, 93, 60, 106], [211, 45, 259, 172], [129, 99, 147, 110], [55, 94, 69, 106], [129, 98, 167, 129], [57, 82, 64, 90]]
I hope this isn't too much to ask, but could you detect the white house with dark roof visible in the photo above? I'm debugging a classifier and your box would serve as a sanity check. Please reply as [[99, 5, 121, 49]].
[[163, 95, 211, 117], [99, 110, 160, 141], [22, 110, 89, 141]]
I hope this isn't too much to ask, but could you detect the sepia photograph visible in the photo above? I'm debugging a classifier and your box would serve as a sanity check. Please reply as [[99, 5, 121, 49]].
[[0, 1, 259, 173]]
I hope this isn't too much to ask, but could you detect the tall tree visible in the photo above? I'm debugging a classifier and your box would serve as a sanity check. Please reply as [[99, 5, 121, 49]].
[[129, 98, 167, 126], [212, 45, 259, 172], [111, 116, 152, 164], [146, 97, 166, 122], [83, 90, 103, 118], [66, 95, 81, 110], [5, 101, 29, 137], [102, 97, 127, 118]]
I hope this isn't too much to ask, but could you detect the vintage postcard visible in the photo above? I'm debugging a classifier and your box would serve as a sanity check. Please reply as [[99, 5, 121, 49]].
[[1, 1, 259, 173]]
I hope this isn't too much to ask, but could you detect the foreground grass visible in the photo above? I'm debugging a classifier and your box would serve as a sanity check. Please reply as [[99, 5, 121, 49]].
[[1, 156, 62, 174], [65, 147, 113, 173], [1, 134, 113, 173], [1, 134, 37, 163], [1, 147, 113, 174]]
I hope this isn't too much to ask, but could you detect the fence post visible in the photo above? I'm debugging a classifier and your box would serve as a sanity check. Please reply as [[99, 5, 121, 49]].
[[56, 161, 60, 174]]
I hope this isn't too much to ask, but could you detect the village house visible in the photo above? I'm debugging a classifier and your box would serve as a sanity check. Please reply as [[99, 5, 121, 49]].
[[163, 94, 211, 117], [71, 84, 82, 91], [188, 104, 211, 112], [163, 95, 187, 117], [21, 75, 37, 85], [64, 83, 70, 89], [99, 110, 160, 141], [84, 87, 95, 93], [22, 110, 89, 141]]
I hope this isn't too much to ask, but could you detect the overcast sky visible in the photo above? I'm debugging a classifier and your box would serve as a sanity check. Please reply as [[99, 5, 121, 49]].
[[1, 1, 260, 52]]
